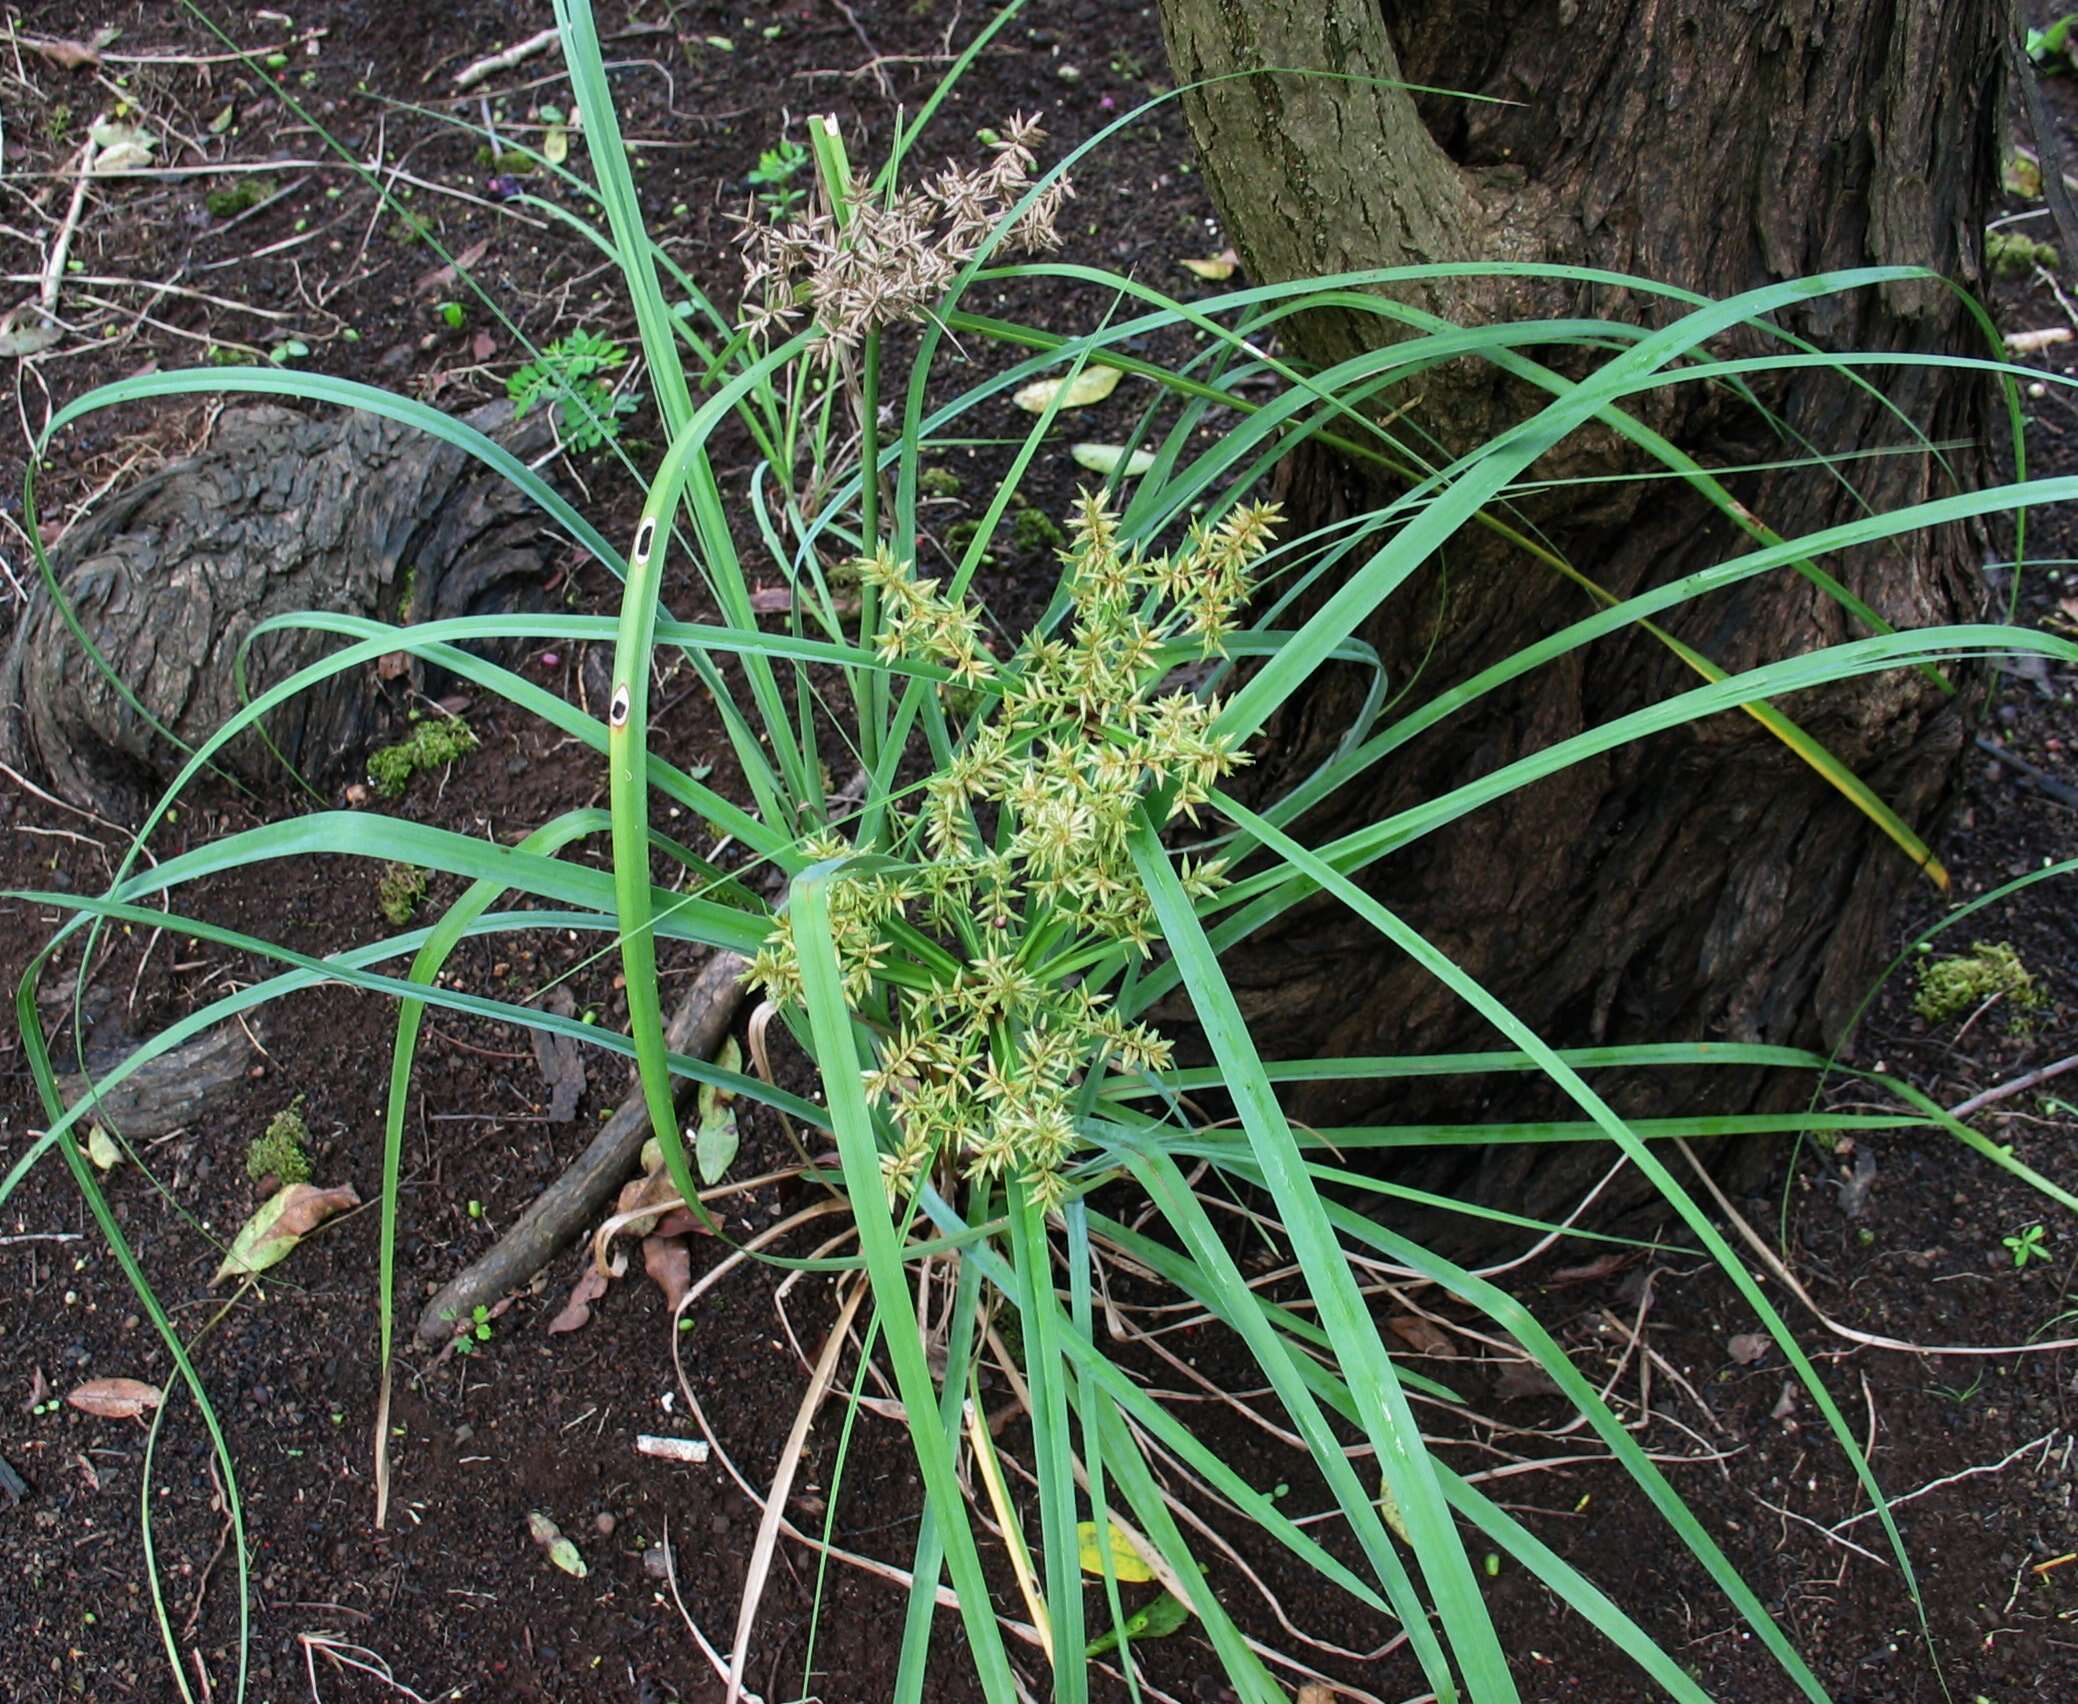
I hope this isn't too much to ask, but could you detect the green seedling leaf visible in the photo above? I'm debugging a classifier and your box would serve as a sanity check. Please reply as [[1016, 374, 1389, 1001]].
[[1178, 249, 1237, 281], [1071, 442, 1157, 478], [694, 1037, 741, 1185], [695, 1108, 738, 1185], [208, 102, 236, 135], [526, 1510, 587, 1577], [544, 124, 569, 166], [211, 1182, 359, 1284], [1013, 366, 1121, 413], [1085, 1591, 1192, 1658], [1076, 1519, 1156, 1582], [695, 1036, 741, 1127], [85, 1124, 123, 1171], [2029, 17, 2078, 65]]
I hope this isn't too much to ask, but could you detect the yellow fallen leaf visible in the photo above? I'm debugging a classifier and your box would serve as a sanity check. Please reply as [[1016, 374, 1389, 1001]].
[[1179, 249, 1238, 282], [86, 1124, 123, 1171], [1071, 443, 1156, 478], [1013, 366, 1121, 413], [1076, 1519, 1156, 1582]]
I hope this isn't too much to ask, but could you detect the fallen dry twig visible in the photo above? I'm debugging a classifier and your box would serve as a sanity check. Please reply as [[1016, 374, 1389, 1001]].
[[413, 948, 749, 1343]]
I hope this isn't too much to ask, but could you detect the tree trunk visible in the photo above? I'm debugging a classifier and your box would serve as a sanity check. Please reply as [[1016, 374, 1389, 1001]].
[[1156, 0, 2003, 1222]]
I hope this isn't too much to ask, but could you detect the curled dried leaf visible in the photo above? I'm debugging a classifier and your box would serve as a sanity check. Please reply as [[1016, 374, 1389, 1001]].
[[212, 1182, 360, 1285], [641, 1235, 692, 1311], [547, 1265, 611, 1335]]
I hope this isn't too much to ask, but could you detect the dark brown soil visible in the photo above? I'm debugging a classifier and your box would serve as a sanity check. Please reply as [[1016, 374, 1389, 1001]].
[[3, 4, 2076, 1703]]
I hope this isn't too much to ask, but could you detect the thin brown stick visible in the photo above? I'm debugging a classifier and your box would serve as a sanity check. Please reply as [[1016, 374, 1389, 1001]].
[[411, 948, 749, 1345], [452, 27, 561, 91], [39, 132, 97, 316], [1949, 1052, 2078, 1119]]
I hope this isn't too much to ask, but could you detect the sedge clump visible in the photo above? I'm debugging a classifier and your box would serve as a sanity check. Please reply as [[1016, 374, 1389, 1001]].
[[1913, 941, 2045, 1030], [746, 492, 1278, 1209]]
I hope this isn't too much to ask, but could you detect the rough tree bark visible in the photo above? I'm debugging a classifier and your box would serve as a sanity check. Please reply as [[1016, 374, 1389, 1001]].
[[1157, 1, 2003, 1216], [2, 402, 556, 818]]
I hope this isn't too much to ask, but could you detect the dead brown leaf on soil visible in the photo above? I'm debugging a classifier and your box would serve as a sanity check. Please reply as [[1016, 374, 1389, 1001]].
[[414, 239, 489, 296], [642, 1234, 692, 1311], [530, 986, 586, 1123], [1727, 1332, 1771, 1365], [546, 1264, 610, 1335], [1387, 1314, 1456, 1358], [66, 1377, 163, 1419], [23, 35, 106, 71], [1489, 1357, 1563, 1402]]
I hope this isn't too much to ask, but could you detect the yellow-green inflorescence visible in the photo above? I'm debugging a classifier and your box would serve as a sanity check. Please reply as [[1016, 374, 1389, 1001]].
[[746, 492, 1279, 1209]]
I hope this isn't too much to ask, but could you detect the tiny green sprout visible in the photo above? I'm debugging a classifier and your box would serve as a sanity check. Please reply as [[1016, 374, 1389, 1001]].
[[264, 51, 288, 69], [508, 329, 639, 450], [2004, 1224, 2050, 1269], [438, 300, 466, 330], [1483, 1553, 1501, 1578], [467, 1199, 484, 1220], [267, 338, 309, 365], [677, 1317, 694, 1332], [473, 1305, 493, 1341], [746, 136, 809, 217]]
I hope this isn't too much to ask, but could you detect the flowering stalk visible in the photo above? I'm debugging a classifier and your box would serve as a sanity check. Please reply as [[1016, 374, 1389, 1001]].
[[755, 494, 1281, 1208]]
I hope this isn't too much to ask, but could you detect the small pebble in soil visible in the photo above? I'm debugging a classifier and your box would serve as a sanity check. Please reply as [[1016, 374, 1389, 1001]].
[[594, 1511, 616, 1537]]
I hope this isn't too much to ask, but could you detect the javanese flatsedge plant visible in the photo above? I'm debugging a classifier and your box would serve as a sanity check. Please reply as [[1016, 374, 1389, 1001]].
[[9, 2, 2078, 1701]]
